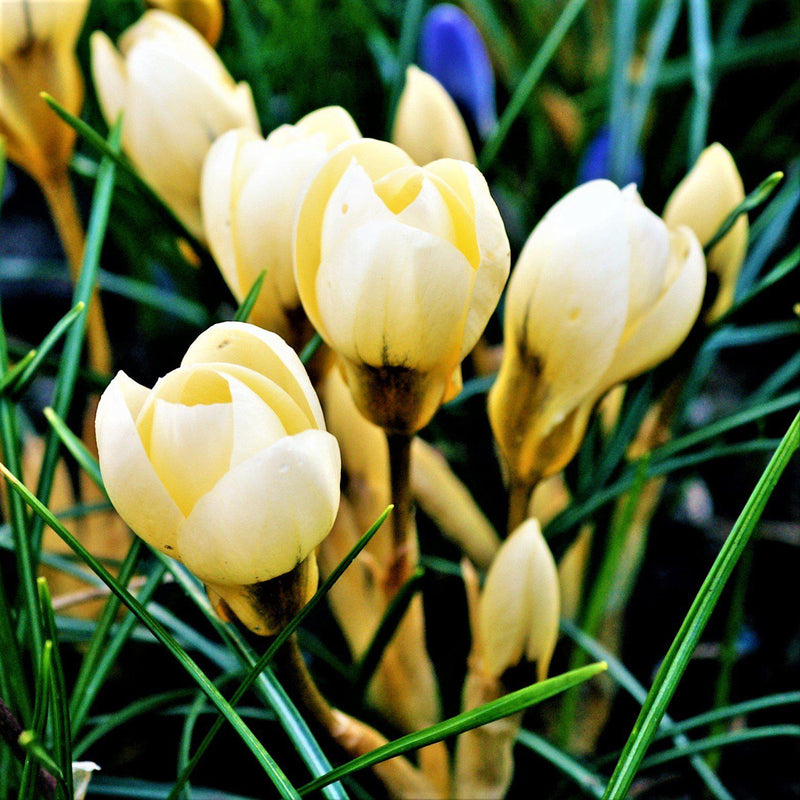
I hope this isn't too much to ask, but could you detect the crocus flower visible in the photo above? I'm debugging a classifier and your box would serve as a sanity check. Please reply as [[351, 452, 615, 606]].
[[419, 3, 497, 139], [663, 143, 748, 321], [91, 11, 259, 240], [489, 180, 705, 489], [202, 107, 361, 346], [147, 0, 224, 45], [0, 0, 89, 183], [95, 322, 341, 635], [294, 138, 510, 434]]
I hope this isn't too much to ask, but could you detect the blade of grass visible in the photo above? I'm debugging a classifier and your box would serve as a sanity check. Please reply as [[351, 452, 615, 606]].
[[43, 407, 104, 491], [298, 662, 607, 795], [517, 728, 606, 798], [608, 0, 638, 184], [19, 641, 54, 800], [386, 0, 426, 135], [37, 579, 73, 800], [601, 409, 800, 799], [704, 171, 784, 257], [750, 350, 800, 404], [42, 93, 208, 258], [687, 0, 713, 165], [300, 333, 323, 365], [353, 566, 424, 694], [233, 271, 267, 323], [479, 0, 588, 171], [0, 465, 301, 800], [0, 350, 35, 395], [178, 690, 210, 800], [561, 619, 734, 799], [167, 507, 392, 799]]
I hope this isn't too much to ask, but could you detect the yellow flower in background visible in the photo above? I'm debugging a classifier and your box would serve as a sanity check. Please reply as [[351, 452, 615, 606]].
[[147, 0, 224, 46], [664, 142, 748, 322], [295, 138, 510, 434], [477, 518, 559, 681], [392, 65, 476, 165], [489, 180, 705, 488], [95, 322, 341, 635], [202, 107, 361, 346], [90, 10, 259, 240], [0, 0, 89, 183]]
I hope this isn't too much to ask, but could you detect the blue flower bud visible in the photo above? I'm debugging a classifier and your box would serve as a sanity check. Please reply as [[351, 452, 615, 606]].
[[419, 4, 497, 139], [577, 126, 645, 187]]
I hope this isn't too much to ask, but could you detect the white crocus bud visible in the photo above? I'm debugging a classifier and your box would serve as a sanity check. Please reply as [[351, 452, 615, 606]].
[[664, 142, 748, 321], [477, 519, 560, 681], [95, 322, 341, 635], [488, 180, 705, 488], [392, 65, 476, 165], [202, 107, 361, 346], [90, 11, 259, 240]]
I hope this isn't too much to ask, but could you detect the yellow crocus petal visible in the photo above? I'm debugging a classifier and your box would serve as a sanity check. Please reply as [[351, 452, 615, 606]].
[[147, 0, 224, 46], [392, 65, 476, 165], [663, 142, 748, 321]]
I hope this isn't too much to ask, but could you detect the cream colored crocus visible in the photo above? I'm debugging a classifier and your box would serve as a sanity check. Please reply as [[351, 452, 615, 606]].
[[489, 180, 705, 492], [0, 0, 88, 184], [147, 0, 223, 46], [295, 138, 510, 434], [392, 65, 475, 165], [664, 142, 748, 321], [90, 11, 259, 240], [202, 107, 361, 346], [477, 519, 560, 681], [95, 322, 341, 635]]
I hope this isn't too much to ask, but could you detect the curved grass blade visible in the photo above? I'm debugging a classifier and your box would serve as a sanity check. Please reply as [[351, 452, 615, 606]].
[[19, 641, 55, 800], [608, 0, 639, 184], [479, 0, 588, 171], [300, 333, 323, 365], [233, 271, 267, 323], [43, 407, 104, 491], [0, 464, 301, 800], [298, 662, 608, 795], [386, 0, 425, 133], [601, 410, 800, 799], [687, 0, 713, 164]]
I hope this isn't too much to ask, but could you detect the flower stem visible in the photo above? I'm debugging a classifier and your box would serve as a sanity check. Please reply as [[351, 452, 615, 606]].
[[0, 696, 55, 799], [507, 479, 533, 534], [386, 432, 414, 592], [40, 170, 111, 376]]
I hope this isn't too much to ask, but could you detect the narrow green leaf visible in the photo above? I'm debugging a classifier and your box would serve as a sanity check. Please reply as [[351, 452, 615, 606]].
[[233, 271, 267, 323], [300, 333, 323, 365], [168, 507, 392, 799], [353, 566, 424, 694], [37, 579, 73, 800], [602, 410, 800, 799], [298, 662, 608, 795], [687, 0, 713, 164], [479, 0, 588, 170], [386, 0, 426, 134], [19, 641, 54, 800], [608, 0, 639, 184], [0, 464, 301, 800], [705, 171, 784, 256], [5, 302, 86, 397], [0, 350, 36, 395], [43, 407, 105, 497], [41, 93, 208, 257]]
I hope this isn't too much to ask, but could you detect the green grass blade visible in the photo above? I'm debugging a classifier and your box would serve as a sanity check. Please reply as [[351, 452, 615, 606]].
[[298, 662, 608, 795], [687, 0, 713, 164], [751, 350, 800, 403], [386, 0, 425, 135], [178, 690, 209, 800], [561, 619, 733, 799], [5, 302, 87, 398], [31, 120, 121, 562], [0, 350, 36, 395], [353, 566, 424, 694], [479, 0, 588, 171], [19, 641, 53, 800], [233, 271, 267, 323], [300, 333, 323, 365], [704, 171, 784, 257], [42, 93, 208, 257], [43, 407, 105, 491], [608, 0, 639, 184], [36, 579, 73, 800], [517, 728, 606, 798], [168, 507, 391, 799], [0, 465, 301, 800], [601, 410, 800, 799], [641, 725, 800, 770]]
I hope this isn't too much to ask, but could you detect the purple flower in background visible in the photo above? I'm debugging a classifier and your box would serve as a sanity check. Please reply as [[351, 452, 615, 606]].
[[577, 126, 645, 187], [419, 4, 497, 139]]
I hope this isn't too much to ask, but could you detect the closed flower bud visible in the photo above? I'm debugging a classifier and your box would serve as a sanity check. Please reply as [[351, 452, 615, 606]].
[[663, 142, 747, 321], [392, 65, 475, 165], [90, 11, 259, 240], [0, 0, 89, 183], [419, 3, 497, 139], [294, 138, 510, 434], [477, 519, 559, 681], [489, 180, 705, 486], [147, 0, 224, 46], [95, 322, 341, 635], [202, 107, 361, 345]]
